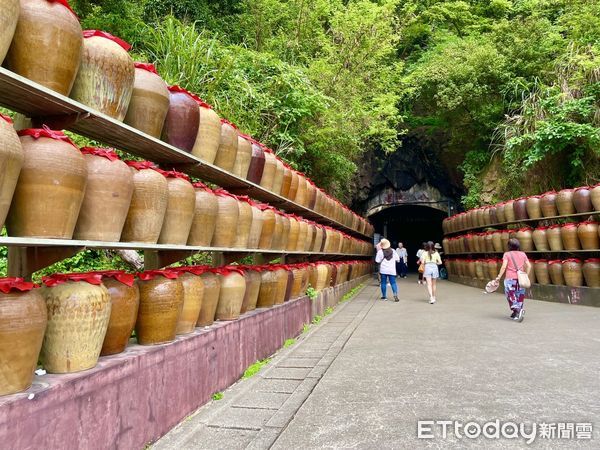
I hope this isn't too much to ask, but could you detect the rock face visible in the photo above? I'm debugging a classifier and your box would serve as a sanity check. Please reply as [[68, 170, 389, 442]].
[[350, 129, 466, 216]]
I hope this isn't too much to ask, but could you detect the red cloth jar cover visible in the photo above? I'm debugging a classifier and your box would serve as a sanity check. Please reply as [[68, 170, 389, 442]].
[[0, 277, 37, 293], [83, 30, 131, 51], [81, 146, 120, 161], [42, 272, 104, 287], [17, 127, 77, 149]]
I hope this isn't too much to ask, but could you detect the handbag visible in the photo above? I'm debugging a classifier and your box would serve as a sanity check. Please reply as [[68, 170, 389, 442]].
[[418, 264, 425, 273], [508, 252, 531, 289]]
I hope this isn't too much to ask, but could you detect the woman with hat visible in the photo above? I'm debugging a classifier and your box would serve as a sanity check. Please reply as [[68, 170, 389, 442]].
[[375, 238, 400, 302]]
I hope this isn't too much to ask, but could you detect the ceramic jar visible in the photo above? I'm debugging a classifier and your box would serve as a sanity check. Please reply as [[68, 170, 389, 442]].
[[516, 228, 534, 252], [0, 0, 19, 64], [485, 259, 499, 280], [0, 279, 46, 396], [258, 206, 276, 249], [577, 221, 599, 250], [211, 189, 239, 248], [546, 225, 564, 251], [286, 216, 300, 251], [157, 171, 195, 245], [40, 274, 111, 373], [215, 268, 247, 320], [491, 231, 503, 253], [488, 205, 498, 224], [533, 260, 550, 285], [467, 260, 477, 279], [74, 148, 134, 241], [246, 143, 265, 185], [315, 264, 330, 291], [484, 232, 495, 253], [135, 271, 183, 345], [233, 135, 252, 179], [213, 120, 238, 172], [532, 227, 550, 252], [123, 63, 170, 138], [234, 196, 253, 249], [121, 162, 168, 243], [196, 271, 220, 327], [7, 130, 86, 239], [271, 212, 284, 250], [582, 259, 600, 288], [548, 260, 564, 285], [280, 213, 291, 250], [70, 31, 134, 120], [187, 183, 218, 246], [0, 115, 23, 228], [560, 222, 581, 251], [6, 0, 82, 95], [271, 157, 285, 195], [475, 260, 485, 280], [540, 191, 558, 217], [240, 268, 261, 313], [174, 270, 204, 335], [295, 175, 308, 207], [297, 220, 309, 251], [513, 198, 529, 221], [161, 86, 200, 152], [99, 272, 139, 356], [562, 259, 583, 287], [525, 196, 542, 219], [503, 200, 516, 222], [288, 170, 299, 201], [273, 267, 290, 305], [281, 165, 293, 198], [556, 189, 575, 216], [591, 184, 600, 211], [573, 186, 593, 213], [259, 149, 277, 191], [495, 203, 506, 224], [191, 99, 221, 164], [256, 269, 279, 308], [290, 266, 309, 299], [247, 203, 264, 249]]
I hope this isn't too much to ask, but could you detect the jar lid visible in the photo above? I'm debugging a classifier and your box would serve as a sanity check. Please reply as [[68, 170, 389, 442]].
[[563, 258, 582, 264], [584, 258, 600, 263], [161, 170, 191, 182], [134, 62, 158, 74], [518, 227, 533, 232], [548, 224, 562, 229], [137, 269, 180, 280], [192, 181, 212, 192], [83, 30, 131, 51], [213, 188, 240, 200], [81, 147, 120, 161], [42, 272, 104, 287], [578, 220, 599, 226], [125, 160, 161, 171], [174, 265, 210, 276], [0, 113, 12, 124], [574, 186, 590, 192], [535, 226, 549, 230], [220, 118, 238, 130], [541, 190, 557, 196], [0, 277, 37, 294], [48, 0, 78, 19], [93, 270, 136, 287], [561, 222, 578, 229], [534, 259, 548, 263], [548, 260, 562, 264], [501, 230, 511, 234], [167, 85, 198, 103], [18, 126, 77, 149], [559, 188, 574, 192]]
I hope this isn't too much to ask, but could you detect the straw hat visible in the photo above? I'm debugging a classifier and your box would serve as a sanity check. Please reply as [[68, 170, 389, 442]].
[[485, 279, 499, 293], [434, 243, 442, 249], [379, 238, 391, 249]]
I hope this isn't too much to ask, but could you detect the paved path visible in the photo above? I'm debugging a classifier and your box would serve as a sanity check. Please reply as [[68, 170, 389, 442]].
[[154, 277, 600, 449]]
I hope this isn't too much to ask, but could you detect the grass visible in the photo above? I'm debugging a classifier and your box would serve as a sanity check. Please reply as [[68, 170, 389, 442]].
[[302, 323, 310, 334], [340, 284, 365, 303], [283, 338, 296, 347], [324, 307, 334, 316], [312, 315, 323, 324], [306, 286, 318, 301], [212, 392, 224, 401], [242, 358, 271, 379]]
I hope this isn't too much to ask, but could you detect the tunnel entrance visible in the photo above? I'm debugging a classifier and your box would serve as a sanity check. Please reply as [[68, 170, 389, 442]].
[[369, 205, 447, 270]]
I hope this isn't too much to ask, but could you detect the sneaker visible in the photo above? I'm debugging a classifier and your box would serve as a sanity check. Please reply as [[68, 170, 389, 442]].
[[380, 296, 386, 300], [510, 311, 517, 320], [429, 297, 436, 304], [394, 296, 399, 302], [516, 309, 525, 322]]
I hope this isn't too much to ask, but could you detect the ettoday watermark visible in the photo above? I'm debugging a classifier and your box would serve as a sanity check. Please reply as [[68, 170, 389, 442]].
[[417, 420, 593, 444]]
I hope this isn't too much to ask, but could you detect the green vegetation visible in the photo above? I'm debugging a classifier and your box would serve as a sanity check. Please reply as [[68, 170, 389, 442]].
[[242, 358, 271, 379], [312, 315, 323, 324], [212, 392, 224, 401], [305, 286, 318, 301], [283, 338, 296, 348], [324, 307, 334, 316], [302, 323, 310, 334], [341, 284, 364, 303]]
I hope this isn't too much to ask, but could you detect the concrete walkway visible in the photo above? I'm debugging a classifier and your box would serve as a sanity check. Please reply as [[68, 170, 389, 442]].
[[154, 277, 600, 449]]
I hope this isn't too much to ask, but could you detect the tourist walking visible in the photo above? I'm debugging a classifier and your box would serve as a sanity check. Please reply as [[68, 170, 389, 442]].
[[375, 238, 399, 302], [495, 238, 530, 322], [416, 242, 427, 284], [419, 241, 442, 304], [396, 242, 408, 278]]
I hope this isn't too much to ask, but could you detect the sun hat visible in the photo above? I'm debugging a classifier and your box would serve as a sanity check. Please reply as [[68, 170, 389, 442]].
[[434, 243, 442, 249], [379, 238, 391, 249], [485, 279, 500, 293]]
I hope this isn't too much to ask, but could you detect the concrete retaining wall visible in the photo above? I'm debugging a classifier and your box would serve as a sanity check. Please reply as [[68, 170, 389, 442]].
[[0, 276, 369, 450], [448, 275, 600, 307]]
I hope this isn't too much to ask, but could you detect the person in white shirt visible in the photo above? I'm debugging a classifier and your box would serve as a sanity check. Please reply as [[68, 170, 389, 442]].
[[375, 238, 400, 302], [420, 241, 443, 304], [396, 243, 408, 278], [416, 242, 427, 284]]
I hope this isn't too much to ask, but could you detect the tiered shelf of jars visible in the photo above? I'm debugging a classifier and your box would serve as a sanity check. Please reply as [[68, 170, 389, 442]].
[[0, 67, 373, 279]]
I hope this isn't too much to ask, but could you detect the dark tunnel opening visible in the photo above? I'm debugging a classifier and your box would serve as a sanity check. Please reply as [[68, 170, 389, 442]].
[[369, 205, 447, 270]]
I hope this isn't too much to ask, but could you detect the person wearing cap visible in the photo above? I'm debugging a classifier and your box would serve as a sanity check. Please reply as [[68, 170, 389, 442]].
[[375, 238, 400, 302]]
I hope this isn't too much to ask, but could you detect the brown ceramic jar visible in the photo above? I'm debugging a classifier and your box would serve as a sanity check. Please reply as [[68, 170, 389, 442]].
[[500, 230, 511, 253], [467, 260, 477, 279], [233, 135, 253, 179], [0, 0, 19, 64], [0, 280, 46, 396], [503, 200, 516, 223], [516, 228, 534, 252], [573, 186, 593, 213], [234, 196, 253, 249], [158, 172, 196, 245], [240, 268, 261, 313], [196, 271, 220, 327], [475, 260, 485, 280], [74, 148, 134, 242], [546, 225, 564, 251], [258, 206, 276, 249], [259, 150, 277, 191], [556, 188, 575, 216], [271, 212, 284, 251], [187, 183, 219, 246], [591, 184, 600, 212], [562, 259, 583, 287], [490, 231, 503, 253], [211, 189, 239, 248], [560, 222, 581, 251], [532, 227, 550, 252], [577, 221, 599, 250], [161, 86, 200, 152], [513, 197, 529, 221], [290, 266, 309, 299], [0, 115, 23, 229], [121, 162, 168, 244], [495, 203, 506, 224], [99, 273, 139, 356], [123, 63, 170, 138], [582, 259, 600, 288], [273, 267, 289, 305], [6, 0, 82, 95], [295, 174, 308, 207], [257, 269, 279, 308], [174, 270, 204, 335], [214, 120, 238, 172], [70, 31, 134, 120], [191, 100, 221, 164], [534, 260, 550, 285], [281, 165, 293, 198], [40, 274, 111, 373], [246, 143, 265, 185], [7, 130, 86, 239], [540, 191, 558, 217], [271, 157, 285, 195], [247, 204, 264, 249], [215, 268, 246, 321], [548, 260, 564, 285], [135, 271, 183, 345], [525, 195, 542, 219]]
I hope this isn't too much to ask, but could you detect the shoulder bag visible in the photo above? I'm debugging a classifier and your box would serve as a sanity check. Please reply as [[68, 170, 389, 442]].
[[508, 252, 531, 289]]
